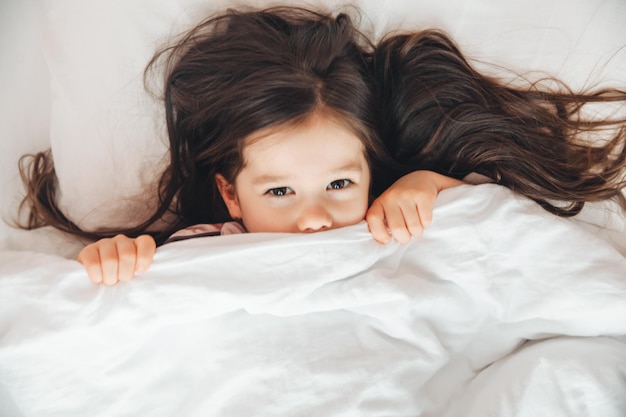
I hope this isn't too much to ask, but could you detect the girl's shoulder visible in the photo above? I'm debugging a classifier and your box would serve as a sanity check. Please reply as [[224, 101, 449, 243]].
[[165, 221, 246, 244]]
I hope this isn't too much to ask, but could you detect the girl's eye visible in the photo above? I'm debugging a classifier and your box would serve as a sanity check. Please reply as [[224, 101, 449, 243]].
[[266, 187, 292, 197], [327, 179, 352, 190]]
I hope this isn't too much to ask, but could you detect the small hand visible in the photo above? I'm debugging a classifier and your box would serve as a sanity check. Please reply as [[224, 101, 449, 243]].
[[77, 234, 156, 286], [366, 170, 464, 244]]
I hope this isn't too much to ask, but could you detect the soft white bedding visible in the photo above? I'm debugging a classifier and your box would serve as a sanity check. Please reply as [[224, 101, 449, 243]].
[[1, 185, 625, 416], [2, 0, 626, 416]]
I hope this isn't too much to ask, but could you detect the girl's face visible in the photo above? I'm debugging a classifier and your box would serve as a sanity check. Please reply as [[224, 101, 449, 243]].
[[216, 114, 371, 233]]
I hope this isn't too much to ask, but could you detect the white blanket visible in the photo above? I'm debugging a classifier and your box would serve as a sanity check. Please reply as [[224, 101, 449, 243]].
[[1, 185, 625, 417]]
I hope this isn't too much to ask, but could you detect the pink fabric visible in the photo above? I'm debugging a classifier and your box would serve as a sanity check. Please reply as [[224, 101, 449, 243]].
[[167, 221, 246, 241], [462, 172, 494, 185]]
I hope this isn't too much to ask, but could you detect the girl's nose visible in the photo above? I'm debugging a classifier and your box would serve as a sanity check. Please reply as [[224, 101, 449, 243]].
[[296, 204, 333, 232]]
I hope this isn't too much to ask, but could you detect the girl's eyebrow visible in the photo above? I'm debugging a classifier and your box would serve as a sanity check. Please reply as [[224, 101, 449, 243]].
[[252, 162, 364, 185], [252, 174, 294, 185], [330, 162, 365, 174]]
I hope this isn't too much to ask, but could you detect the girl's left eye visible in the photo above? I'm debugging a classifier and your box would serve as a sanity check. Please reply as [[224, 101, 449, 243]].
[[265, 187, 293, 197], [327, 179, 352, 190]]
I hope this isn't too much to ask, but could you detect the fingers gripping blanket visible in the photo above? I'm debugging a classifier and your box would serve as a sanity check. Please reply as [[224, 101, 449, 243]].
[[1, 185, 625, 417]]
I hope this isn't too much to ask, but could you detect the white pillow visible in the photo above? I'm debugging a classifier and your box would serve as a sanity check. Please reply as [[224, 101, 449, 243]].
[[46, 0, 194, 229], [43, 0, 626, 230]]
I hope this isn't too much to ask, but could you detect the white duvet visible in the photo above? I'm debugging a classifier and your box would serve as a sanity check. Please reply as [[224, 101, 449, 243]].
[[1, 185, 625, 417]]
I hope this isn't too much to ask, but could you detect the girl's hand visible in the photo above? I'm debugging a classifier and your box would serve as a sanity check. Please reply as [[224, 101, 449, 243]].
[[77, 234, 156, 286], [366, 170, 465, 244]]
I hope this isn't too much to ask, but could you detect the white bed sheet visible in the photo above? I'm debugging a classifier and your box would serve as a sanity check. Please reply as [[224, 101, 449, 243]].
[[2, 1, 626, 416], [1, 185, 625, 417]]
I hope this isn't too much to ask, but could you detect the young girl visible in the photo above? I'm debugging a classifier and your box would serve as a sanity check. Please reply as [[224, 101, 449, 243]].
[[18, 6, 626, 286], [19, 7, 464, 285]]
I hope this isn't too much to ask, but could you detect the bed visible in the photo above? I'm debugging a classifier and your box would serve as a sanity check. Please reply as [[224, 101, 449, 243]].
[[1, 1, 625, 416]]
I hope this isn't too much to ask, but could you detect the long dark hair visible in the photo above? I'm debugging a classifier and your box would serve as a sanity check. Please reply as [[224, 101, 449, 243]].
[[17, 9, 626, 243], [17, 7, 387, 244], [373, 30, 626, 215]]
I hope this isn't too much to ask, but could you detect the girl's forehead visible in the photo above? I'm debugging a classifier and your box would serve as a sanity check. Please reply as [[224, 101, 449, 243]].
[[237, 115, 370, 181], [242, 114, 367, 161]]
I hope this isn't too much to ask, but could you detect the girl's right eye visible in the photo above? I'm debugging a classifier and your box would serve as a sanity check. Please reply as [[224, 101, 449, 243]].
[[265, 187, 293, 197]]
